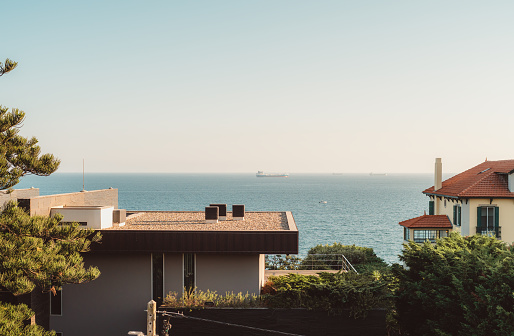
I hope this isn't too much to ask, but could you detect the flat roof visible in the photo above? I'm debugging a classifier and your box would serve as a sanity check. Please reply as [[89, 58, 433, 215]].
[[92, 211, 299, 254], [104, 211, 295, 231]]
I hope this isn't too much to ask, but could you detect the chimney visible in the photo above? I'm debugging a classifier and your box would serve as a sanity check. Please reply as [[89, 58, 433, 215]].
[[210, 204, 227, 220], [232, 204, 245, 221], [205, 206, 219, 223], [434, 158, 442, 191]]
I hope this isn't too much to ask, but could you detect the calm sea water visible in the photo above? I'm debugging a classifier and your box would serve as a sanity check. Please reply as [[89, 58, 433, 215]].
[[15, 173, 446, 264]]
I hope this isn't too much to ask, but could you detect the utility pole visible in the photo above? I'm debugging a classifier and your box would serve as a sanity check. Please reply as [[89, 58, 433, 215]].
[[147, 300, 156, 336]]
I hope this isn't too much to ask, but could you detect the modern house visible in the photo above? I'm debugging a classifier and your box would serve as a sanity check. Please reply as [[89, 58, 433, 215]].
[[2, 188, 298, 336], [400, 158, 514, 244]]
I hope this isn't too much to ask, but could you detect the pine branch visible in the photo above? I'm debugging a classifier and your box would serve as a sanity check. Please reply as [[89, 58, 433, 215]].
[[0, 59, 18, 77]]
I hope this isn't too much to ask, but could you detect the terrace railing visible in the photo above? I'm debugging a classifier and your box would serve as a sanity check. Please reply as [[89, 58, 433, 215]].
[[476, 226, 501, 239], [265, 254, 358, 273]]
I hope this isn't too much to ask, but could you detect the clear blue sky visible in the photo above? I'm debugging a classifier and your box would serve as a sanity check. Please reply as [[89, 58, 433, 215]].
[[2, 1, 513, 173]]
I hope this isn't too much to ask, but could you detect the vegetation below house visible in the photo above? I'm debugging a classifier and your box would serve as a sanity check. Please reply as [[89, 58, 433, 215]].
[[262, 271, 393, 318], [163, 236, 514, 335], [163, 289, 262, 308], [393, 233, 514, 336], [266, 243, 389, 274]]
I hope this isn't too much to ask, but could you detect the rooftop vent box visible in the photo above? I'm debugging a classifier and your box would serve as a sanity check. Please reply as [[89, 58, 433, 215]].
[[205, 206, 219, 224], [209, 204, 227, 220], [232, 204, 245, 221], [113, 209, 126, 226]]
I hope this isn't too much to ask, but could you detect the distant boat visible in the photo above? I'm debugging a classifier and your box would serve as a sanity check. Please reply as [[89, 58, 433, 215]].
[[319, 200, 327, 204], [256, 171, 289, 177], [369, 172, 387, 176]]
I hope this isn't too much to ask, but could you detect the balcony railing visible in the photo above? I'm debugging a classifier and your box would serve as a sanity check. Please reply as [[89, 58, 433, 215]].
[[476, 226, 501, 239], [265, 254, 358, 273]]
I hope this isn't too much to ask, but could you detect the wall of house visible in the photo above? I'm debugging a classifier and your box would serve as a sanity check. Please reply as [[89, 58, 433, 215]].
[[0, 188, 39, 208], [21, 189, 118, 216], [164, 253, 183, 297], [467, 198, 514, 244], [459, 201, 470, 235], [49, 253, 151, 336], [50, 206, 114, 229], [196, 254, 262, 296]]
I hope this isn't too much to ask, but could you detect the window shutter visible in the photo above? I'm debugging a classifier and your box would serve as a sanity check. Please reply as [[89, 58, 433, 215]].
[[458, 205, 461, 226], [429, 201, 434, 215], [495, 206, 499, 228], [453, 205, 456, 225], [476, 207, 481, 233]]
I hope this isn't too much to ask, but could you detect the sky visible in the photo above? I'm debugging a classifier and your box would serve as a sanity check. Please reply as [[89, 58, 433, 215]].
[[2, 1, 514, 173]]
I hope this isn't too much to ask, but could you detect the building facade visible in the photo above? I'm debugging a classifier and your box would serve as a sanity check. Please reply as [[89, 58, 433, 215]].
[[400, 158, 514, 244], [10, 189, 298, 336]]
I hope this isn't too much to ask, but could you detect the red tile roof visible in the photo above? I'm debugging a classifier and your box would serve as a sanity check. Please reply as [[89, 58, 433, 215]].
[[399, 215, 452, 228], [423, 160, 514, 198]]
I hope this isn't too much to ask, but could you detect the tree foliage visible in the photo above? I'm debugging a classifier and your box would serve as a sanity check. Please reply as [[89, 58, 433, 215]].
[[262, 271, 392, 318], [302, 243, 388, 273], [0, 303, 55, 336], [394, 233, 514, 336], [0, 105, 60, 189], [0, 58, 99, 334], [265, 254, 302, 270], [0, 59, 17, 77], [0, 202, 101, 295]]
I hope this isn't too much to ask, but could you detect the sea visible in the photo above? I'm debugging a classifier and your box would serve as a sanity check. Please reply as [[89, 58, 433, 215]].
[[14, 173, 450, 264]]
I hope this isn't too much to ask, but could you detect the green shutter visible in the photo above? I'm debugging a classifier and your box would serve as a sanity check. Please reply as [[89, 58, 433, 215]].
[[429, 201, 434, 215], [453, 205, 456, 225], [495, 206, 499, 228], [458, 206, 461, 226], [477, 207, 482, 234]]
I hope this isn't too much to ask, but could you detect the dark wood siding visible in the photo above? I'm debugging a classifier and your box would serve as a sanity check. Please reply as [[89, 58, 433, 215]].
[[91, 230, 298, 254]]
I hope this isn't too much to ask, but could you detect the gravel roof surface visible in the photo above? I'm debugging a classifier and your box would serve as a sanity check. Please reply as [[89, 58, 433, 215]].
[[104, 211, 290, 231]]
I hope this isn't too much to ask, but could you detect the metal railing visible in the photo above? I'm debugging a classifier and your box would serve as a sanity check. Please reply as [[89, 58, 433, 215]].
[[476, 226, 501, 239], [265, 254, 358, 273]]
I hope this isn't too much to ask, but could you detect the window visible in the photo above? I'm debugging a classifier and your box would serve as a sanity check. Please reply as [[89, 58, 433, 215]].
[[429, 201, 434, 215], [61, 221, 87, 226], [477, 206, 499, 237], [413, 230, 438, 243], [50, 289, 62, 316], [412, 230, 449, 243], [404, 227, 410, 240], [453, 205, 461, 226], [183, 253, 195, 293], [152, 253, 164, 306]]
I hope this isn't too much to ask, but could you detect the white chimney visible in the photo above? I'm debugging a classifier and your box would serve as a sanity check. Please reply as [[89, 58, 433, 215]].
[[434, 158, 442, 191]]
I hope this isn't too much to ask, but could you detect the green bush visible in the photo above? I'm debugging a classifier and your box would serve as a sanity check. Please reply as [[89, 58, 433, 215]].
[[0, 302, 55, 336], [302, 243, 389, 273], [394, 233, 514, 336], [262, 271, 392, 318], [265, 254, 302, 270], [163, 288, 262, 308]]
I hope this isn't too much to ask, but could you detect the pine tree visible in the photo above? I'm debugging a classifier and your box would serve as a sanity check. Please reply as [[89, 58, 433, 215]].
[[0, 58, 101, 335]]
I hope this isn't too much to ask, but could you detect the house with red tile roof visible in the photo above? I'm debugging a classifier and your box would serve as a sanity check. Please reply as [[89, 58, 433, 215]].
[[400, 158, 514, 243]]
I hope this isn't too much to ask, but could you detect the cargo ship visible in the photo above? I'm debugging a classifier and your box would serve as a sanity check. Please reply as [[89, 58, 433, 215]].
[[256, 171, 289, 177]]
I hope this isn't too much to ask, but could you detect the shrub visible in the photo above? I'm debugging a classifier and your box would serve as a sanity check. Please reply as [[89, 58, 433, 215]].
[[265, 254, 302, 270], [162, 288, 263, 308], [394, 233, 514, 336], [262, 271, 392, 318], [302, 243, 389, 273]]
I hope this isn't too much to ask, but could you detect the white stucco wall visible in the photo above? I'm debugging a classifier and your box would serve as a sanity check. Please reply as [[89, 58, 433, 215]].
[[50, 206, 114, 229]]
